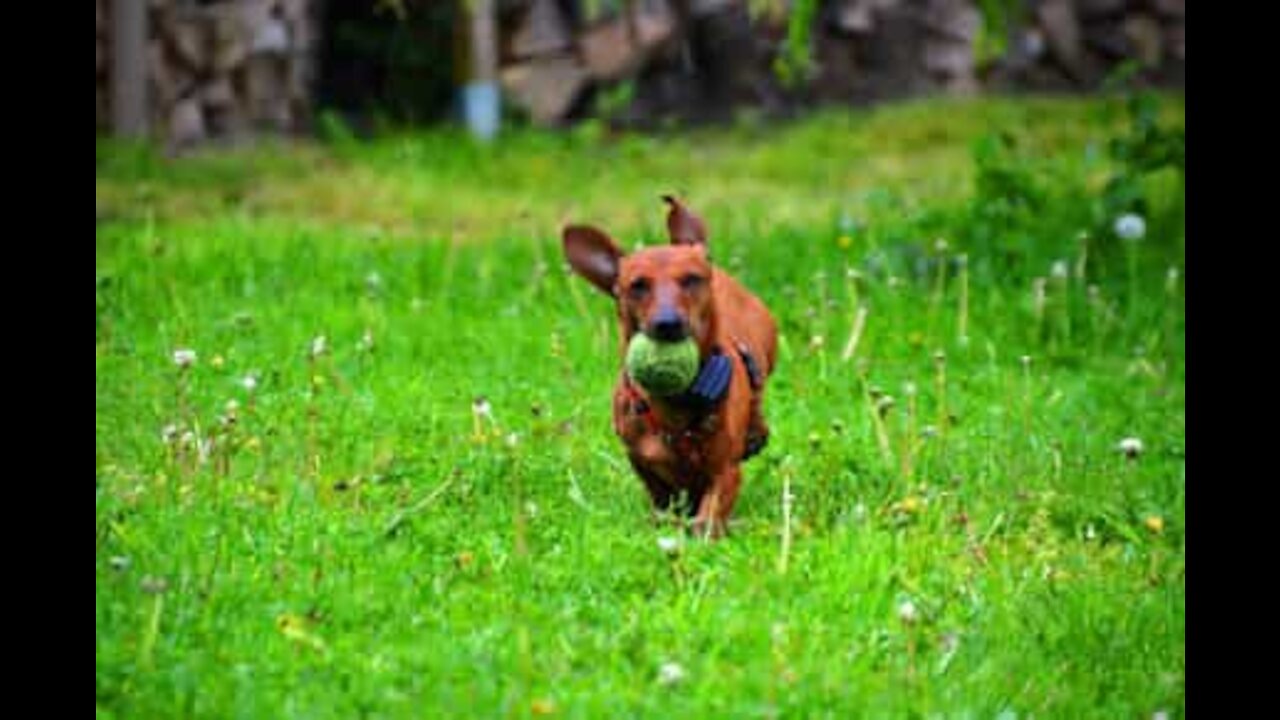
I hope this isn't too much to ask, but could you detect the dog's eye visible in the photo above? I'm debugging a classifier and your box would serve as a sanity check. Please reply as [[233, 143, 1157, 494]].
[[627, 279, 651, 299], [679, 274, 706, 291]]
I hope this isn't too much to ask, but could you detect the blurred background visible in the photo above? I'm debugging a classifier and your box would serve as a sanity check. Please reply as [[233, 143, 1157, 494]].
[[95, 0, 1184, 147]]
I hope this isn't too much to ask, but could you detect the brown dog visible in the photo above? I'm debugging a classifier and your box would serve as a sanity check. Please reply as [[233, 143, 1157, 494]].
[[562, 196, 777, 537]]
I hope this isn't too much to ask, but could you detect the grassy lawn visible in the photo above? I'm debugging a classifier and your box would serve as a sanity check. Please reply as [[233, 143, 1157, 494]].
[[96, 94, 1184, 719]]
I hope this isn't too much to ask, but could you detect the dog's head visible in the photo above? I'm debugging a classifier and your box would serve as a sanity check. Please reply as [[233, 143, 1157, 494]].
[[563, 196, 716, 351]]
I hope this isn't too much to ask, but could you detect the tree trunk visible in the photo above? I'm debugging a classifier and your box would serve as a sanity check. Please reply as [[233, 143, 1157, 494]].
[[111, 0, 149, 137]]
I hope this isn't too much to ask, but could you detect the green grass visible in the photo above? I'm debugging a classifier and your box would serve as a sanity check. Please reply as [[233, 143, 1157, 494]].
[[96, 94, 1184, 719]]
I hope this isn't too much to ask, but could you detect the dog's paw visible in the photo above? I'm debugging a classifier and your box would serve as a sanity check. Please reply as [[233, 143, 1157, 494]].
[[688, 516, 728, 540]]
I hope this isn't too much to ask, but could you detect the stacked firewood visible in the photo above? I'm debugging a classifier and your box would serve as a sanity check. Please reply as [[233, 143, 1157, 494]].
[[497, 0, 1184, 126], [96, 0, 320, 148], [1017, 0, 1184, 82]]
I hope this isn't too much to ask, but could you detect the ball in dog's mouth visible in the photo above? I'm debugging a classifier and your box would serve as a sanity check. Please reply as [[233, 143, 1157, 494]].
[[625, 333, 699, 396]]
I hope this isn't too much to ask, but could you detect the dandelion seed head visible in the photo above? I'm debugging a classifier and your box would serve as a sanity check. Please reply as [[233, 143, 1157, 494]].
[[1114, 213, 1146, 241]]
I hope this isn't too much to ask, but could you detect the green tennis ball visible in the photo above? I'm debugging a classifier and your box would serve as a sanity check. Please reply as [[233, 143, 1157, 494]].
[[625, 333, 699, 396]]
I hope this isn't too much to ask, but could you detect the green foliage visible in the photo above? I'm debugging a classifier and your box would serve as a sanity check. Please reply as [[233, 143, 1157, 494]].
[[1101, 91, 1185, 222], [772, 0, 821, 89], [594, 79, 637, 121], [974, 0, 1024, 67], [316, 109, 359, 148], [959, 91, 1183, 281]]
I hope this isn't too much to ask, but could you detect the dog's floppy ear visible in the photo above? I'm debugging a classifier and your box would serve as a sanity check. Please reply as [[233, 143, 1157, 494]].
[[663, 194, 707, 247], [563, 225, 624, 296]]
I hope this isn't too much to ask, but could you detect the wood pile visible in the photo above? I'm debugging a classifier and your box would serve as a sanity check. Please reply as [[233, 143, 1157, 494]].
[[1018, 0, 1184, 85], [495, 0, 1184, 126], [96, 0, 321, 149]]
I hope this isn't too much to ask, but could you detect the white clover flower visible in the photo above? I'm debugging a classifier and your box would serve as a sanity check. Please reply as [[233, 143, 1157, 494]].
[[1114, 213, 1146, 241], [1118, 437, 1144, 459], [852, 503, 867, 522], [810, 335, 825, 350], [241, 374, 258, 393], [898, 600, 919, 624], [903, 382, 917, 398], [472, 397, 493, 419], [225, 399, 240, 415], [657, 661, 686, 685], [505, 432, 520, 448], [310, 335, 327, 357], [656, 536, 679, 556], [1050, 260, 1069, 279], [173, 349, 197, 368]]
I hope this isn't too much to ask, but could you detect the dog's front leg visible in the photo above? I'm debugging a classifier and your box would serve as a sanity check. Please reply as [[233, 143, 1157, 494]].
[[629, 455, 675, 513], [690, 465, 742, 539]]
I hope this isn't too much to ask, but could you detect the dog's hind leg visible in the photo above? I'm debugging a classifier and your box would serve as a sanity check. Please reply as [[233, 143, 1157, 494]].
[[743, 397, 769, 461], [737, 342, 770, 461]]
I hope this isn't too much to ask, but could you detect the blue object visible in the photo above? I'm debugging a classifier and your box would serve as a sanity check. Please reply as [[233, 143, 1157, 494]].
[[461, 82, 500, 140], [680, 352, 733, 410]]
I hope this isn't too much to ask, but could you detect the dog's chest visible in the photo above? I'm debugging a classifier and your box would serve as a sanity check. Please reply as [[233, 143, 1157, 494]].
[[614, 388, 719, 482]]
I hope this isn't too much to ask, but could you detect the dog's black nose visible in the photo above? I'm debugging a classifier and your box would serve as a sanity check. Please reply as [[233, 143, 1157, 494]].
[[648, 311, 687, 341]]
